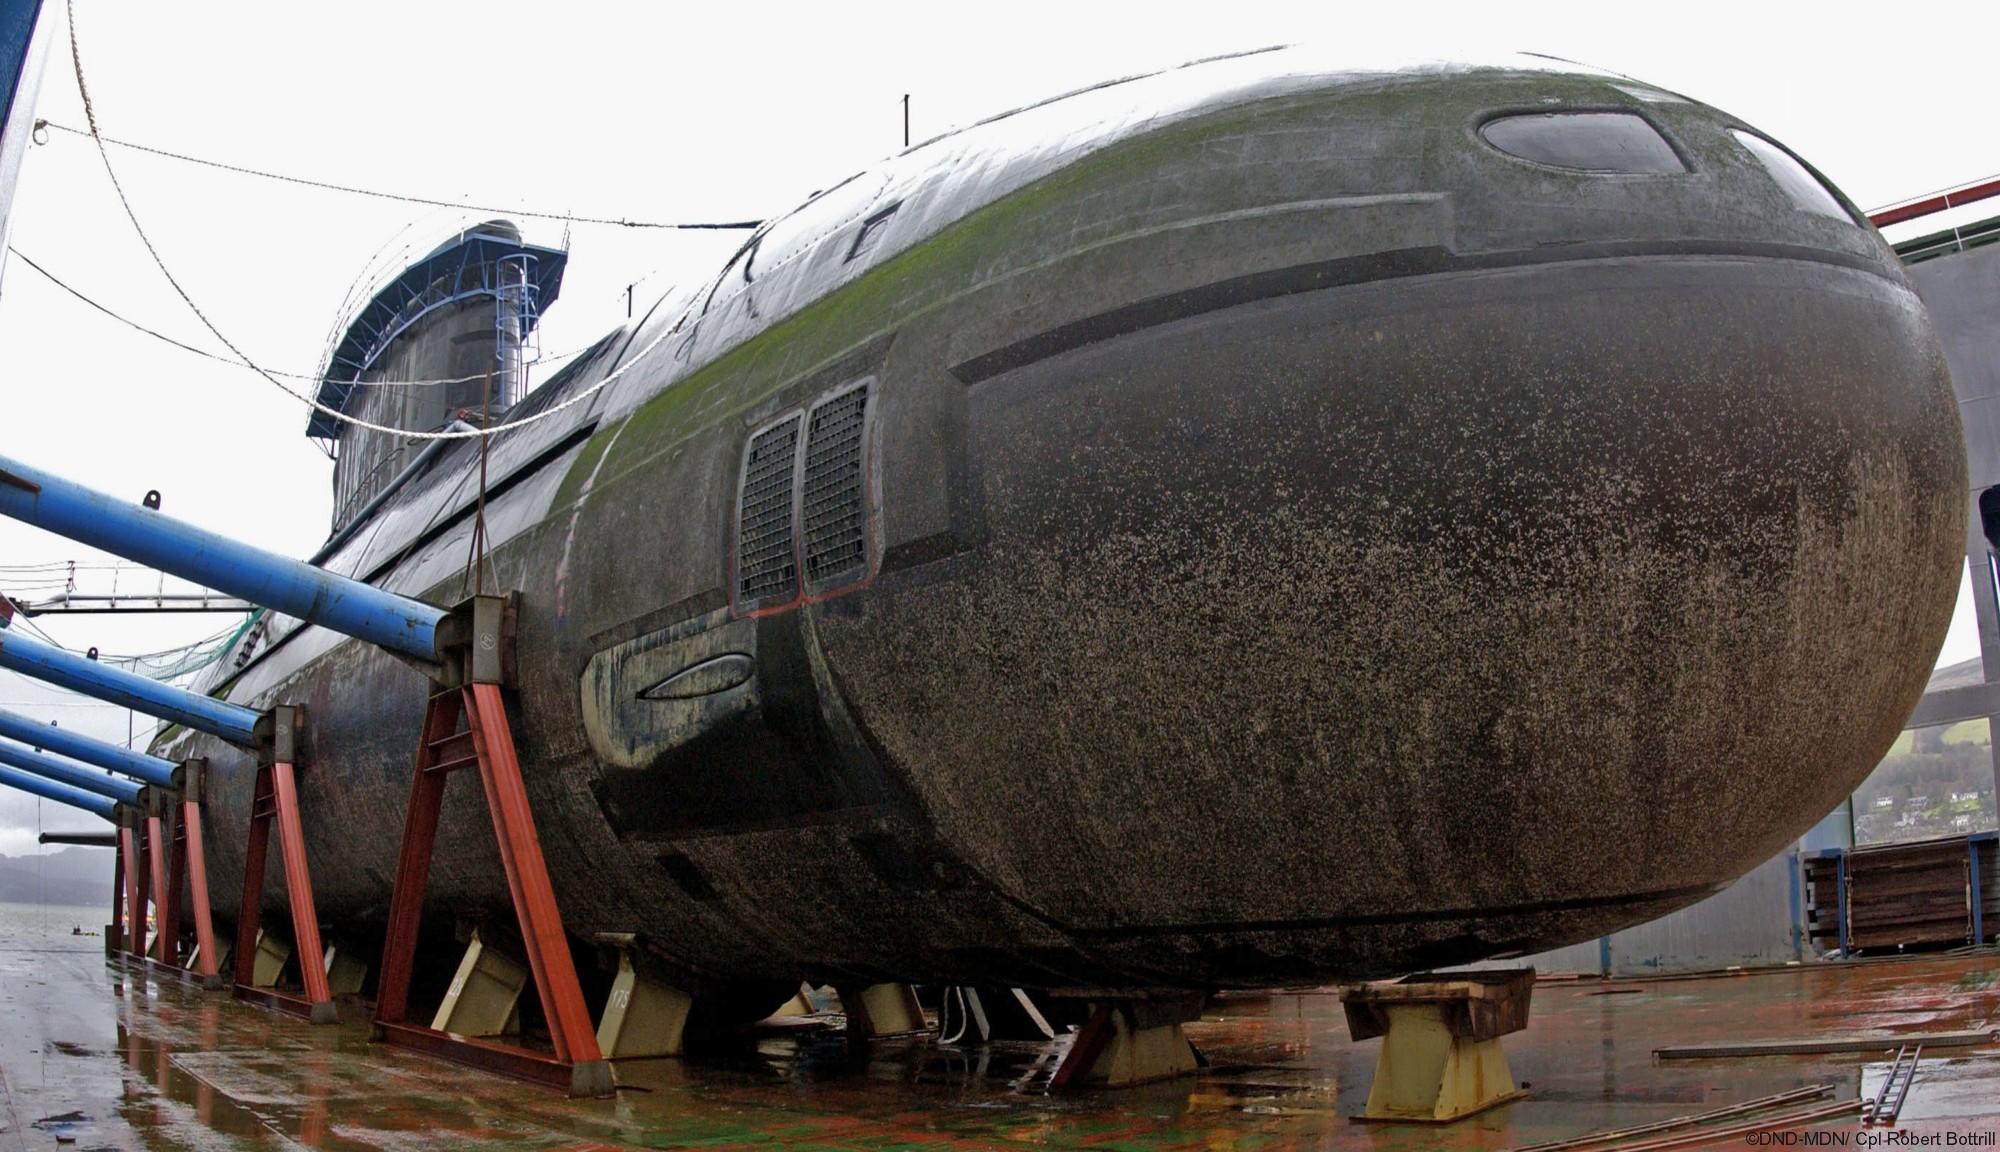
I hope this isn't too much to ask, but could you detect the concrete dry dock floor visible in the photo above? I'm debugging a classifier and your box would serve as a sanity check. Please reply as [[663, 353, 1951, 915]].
[[3, 908, 1998, 1151]]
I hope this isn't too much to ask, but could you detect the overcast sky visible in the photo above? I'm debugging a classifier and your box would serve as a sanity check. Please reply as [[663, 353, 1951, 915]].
[[1, 1, 1996, 852]]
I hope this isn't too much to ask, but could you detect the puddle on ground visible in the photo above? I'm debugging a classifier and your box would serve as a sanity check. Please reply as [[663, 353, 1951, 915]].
[[7, 914, 1995, 1152]]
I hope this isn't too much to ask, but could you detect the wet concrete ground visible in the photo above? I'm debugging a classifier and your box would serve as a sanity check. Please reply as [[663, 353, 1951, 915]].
[[2, 902, 1997, 1150]]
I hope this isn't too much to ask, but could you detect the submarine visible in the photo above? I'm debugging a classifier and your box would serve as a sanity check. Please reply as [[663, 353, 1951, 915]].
[[145, 46, 1961, 1006]]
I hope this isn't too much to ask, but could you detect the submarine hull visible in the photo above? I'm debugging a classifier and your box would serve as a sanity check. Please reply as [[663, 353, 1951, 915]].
[[173, 53, 1964, 993], [816, 254, 1960, 984]]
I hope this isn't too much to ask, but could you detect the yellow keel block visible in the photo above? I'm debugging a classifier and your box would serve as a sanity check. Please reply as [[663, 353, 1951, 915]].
[[1340, 968, 1534, 1123]]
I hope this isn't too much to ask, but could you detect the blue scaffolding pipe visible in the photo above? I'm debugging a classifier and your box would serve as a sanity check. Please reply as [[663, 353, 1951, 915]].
[[0, 624, 260, 747], [0, 706, 176, 786], [0, 762, 117, 820], [0, 736, 143, 803], [0, 454, 446, 662]]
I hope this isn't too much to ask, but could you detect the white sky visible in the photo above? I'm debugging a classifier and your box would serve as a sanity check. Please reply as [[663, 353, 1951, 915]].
[[1, 0, 1997, 852]]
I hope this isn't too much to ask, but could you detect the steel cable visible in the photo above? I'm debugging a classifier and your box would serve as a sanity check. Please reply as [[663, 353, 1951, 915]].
[[9, 245, 601, 388], [35, 119, 760, 232], [62, 0, 690, 441]]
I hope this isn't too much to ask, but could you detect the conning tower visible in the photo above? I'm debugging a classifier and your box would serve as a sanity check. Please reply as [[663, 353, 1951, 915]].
[[310, 220, 567, 529]]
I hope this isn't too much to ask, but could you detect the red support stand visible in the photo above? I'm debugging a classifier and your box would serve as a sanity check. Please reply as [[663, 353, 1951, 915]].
[[373, 595, 610, 1098], [1049, 1005, 1115, 1092], [153, 802, 178, 964], [233, 705, 336, 1024], [125, 820, 148, 960], [111, 770, 225, 990], [144, 808, 169, 961], [109, 822, 130, 957], [172, 767, 222, 987], [138, 761, 224, 990]]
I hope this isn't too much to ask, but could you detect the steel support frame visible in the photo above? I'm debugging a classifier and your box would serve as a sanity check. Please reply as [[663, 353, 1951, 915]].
[[232, 706, 335, 1024], [171, 780, 222, 986], [132, 760, 223, 989], [1050, 1004, 1116, 1092], [110, 823, 131, 956], [373, 596, 608, 1097], [108, 837, 121, 954], [126, 819, 148, 961], [145, 804, 169, 959], [120, 795, 171, 977], [1048, 998, 1205, 1092]]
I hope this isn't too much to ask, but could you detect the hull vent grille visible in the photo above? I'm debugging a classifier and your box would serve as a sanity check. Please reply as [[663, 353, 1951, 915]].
[[736, 414, 802, 603], [802, 385, 870, 586]]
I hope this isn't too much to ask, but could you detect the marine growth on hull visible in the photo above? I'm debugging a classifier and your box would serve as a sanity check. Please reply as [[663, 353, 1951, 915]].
[[140, 48, 1962, 997]]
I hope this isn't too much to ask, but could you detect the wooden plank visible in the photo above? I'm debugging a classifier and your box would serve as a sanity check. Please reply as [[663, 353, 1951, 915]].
[[1656, 1030, 1993, 1059]]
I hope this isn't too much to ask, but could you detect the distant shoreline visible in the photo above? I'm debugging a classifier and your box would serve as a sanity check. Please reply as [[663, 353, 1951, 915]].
[[0, 847, 115, 908]]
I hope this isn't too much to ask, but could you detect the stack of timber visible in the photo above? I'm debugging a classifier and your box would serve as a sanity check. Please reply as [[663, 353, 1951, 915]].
[[1804, 831, 1997, 953]]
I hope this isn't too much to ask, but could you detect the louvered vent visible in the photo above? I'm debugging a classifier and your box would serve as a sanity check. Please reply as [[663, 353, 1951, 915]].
[[736, 415, 802, 604], [802, 384, 870, 586]]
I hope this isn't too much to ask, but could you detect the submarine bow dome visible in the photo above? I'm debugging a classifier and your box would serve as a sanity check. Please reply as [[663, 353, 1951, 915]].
[[174, 47, 1964, 992]]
